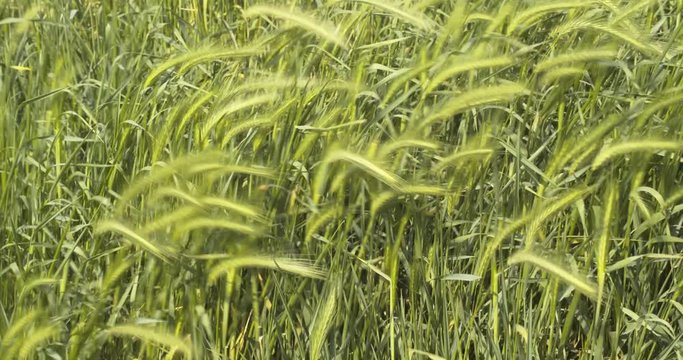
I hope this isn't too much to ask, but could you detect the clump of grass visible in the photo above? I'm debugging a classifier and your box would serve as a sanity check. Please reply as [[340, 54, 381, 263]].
[[1, 0, 682, 359]]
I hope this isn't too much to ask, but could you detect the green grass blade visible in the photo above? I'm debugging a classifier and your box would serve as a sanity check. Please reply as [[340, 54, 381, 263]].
[[348, 0, 434, 30], [592, 140, 683, 169], [17, 324, 60, 359], [434, 149, 494, 171], [425, 55, 514, 95], [325, 149, 406, 190], [95, 220, 177, 262], [107, 325, 192, 357], [309, 284, 338, 358], [209, 256, 326, 283], [243, 6, 346, 48], [527, 186, 596, 244], [0, 310, 44, 349], [175, 217, 262, 236], [420, 83, 529, 129], [508, 249, 598, 300], [535, 47, 618, 73], [144, 46, 263, 87]]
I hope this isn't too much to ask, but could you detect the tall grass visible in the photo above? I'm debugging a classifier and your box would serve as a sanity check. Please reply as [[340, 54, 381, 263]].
[[1, 0, 682, 359]]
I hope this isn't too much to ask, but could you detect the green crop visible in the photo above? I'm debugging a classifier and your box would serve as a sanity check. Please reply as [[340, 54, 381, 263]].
[[1, 0, 682, 359]]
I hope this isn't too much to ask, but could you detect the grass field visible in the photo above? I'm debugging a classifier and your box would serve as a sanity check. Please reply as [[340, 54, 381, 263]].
[[1, 0, 682, 359]]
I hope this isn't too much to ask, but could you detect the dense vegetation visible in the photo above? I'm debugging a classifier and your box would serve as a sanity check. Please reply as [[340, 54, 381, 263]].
[[1, 0, 682, 359]]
